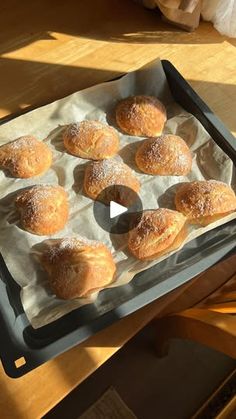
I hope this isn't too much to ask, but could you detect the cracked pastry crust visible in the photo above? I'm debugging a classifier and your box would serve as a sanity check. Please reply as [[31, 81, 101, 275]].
[[84, 158, 140, 205], [115, 95, 166, 137], [135, 134, 192, 176], [41, 237, 116, 299], [0, 135, 52, 178], [15, 185, 69, 235], [175, 180, 236, 225], [63, 120, 120, 160], [128, 208, 187, 260]]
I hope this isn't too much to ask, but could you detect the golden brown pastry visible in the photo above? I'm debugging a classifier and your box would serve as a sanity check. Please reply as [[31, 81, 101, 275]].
[[128, 208, 187, 260], [41, 237, 116, 299], [115, 95, 166, 137], [0, 136, 52, 178], [15, 185, 69, 235], [175, 180, 236, 225], [63, 120, 120, 160], [84, 158, 140, 205], [135, 134, 192, 176]]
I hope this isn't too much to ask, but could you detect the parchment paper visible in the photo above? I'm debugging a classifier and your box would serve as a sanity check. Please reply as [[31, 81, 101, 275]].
[[0, 59, 235, 328]]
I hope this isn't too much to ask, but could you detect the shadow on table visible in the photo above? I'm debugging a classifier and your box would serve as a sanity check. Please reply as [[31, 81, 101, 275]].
[[0, 58, 123, 122], [1, 0, 236, 124], [1, 0, 235, 56], [1, 56, 236, 135]]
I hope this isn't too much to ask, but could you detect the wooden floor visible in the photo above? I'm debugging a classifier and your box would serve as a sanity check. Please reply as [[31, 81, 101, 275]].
[[45, 323, 236, 419]]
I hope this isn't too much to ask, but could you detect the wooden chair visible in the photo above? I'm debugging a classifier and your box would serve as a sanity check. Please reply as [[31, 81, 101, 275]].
[[155, 254, 236, 359]]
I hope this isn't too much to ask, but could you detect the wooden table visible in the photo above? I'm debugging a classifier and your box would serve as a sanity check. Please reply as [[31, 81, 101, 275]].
[[0, 0, 235, 417]]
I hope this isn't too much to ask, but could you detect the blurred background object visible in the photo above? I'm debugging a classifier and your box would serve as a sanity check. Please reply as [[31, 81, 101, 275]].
[[137, 0, 236, 37], [202, 0, 236, 38]]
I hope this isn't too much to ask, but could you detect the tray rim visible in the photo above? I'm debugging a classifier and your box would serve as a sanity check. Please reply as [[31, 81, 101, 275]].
[[0, 59, 235, 378]]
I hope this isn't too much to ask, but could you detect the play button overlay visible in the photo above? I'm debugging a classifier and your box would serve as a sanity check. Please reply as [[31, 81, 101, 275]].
[[93, 185, 143, 234], [110, 201, 127, 219]]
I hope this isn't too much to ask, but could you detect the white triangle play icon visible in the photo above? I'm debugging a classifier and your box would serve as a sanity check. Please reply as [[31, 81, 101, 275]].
[[110, 201, 128, 219]]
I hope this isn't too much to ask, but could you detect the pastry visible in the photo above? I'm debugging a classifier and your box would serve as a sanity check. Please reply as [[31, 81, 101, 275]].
[[0, 136, 52, 178], [63, 120, 119, 159], [128, 208, 187, 260], [84, 158, 140, 205], [15, 185, 69, 235], [135, 134, 192, 176], [175, 180, 236, 225], [41, 237, 116, 299], [115, 95, 166, 137]]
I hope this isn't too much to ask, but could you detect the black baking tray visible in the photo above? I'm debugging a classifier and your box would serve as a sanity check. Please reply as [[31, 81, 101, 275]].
[[0, 60, 235, 378]]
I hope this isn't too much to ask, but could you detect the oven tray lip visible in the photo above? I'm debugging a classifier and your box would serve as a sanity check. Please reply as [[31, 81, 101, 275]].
[[0, 59, 235, 378]]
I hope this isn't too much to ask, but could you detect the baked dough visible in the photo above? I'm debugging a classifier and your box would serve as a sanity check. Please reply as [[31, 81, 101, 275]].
[[41, 237, 116, 299], [15, 185, 69, 235], [128, 208, 187, 260], [115, 95, 166, 137], [63, 120, 119, 159], [135, 134, 192, 175], [0, 136, 52, 178], [84, 158, 140, 205], [175, 180, 236, 225]]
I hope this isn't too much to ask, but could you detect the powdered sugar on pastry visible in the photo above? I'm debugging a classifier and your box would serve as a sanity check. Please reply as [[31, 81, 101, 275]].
[[175, 180, 236, 224], [0, 135, 52, 178], [135, 134, 192, 176], [15, 185, 69, 235]]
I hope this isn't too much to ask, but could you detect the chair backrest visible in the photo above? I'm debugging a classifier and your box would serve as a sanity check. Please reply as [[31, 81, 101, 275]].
[[155, 255, 236, 359], [198, 272, 236, 314]]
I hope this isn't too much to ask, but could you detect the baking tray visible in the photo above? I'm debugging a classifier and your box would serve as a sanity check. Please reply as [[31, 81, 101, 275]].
[[0, 60, 235, 378]]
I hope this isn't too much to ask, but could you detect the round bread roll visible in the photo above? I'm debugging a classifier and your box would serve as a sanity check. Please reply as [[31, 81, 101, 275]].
[[0, 136, 52, 178], [175, 180, 236, 225], [63, 120, 119, 160], [84, 158, 140, 205], [128, 208, 187, 260], [135, 134, 192, 176], [15, 185, 69, 235], [41, 237, 116, 299], [115, 95, 166, 137]]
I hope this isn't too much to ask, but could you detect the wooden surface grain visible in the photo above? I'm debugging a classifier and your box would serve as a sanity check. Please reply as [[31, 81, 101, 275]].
[[0, 0, 236, 417], [1, 0, 236, 134], [0, 284, 190, 419]]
